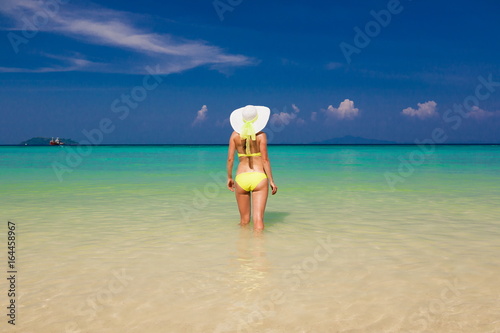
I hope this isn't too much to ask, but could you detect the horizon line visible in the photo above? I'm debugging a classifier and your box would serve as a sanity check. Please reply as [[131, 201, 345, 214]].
[[2, 143, 499, 147]]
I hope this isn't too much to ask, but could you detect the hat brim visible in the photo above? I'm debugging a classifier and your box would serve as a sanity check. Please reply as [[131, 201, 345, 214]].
[[230, 105, 271, 134]]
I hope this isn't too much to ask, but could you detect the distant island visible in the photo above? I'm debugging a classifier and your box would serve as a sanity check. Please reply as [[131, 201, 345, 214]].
[[20, 137, 79, 146], [311, 135, 397, 144]]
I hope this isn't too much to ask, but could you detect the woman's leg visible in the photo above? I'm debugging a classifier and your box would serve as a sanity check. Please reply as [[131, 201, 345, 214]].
[[235, 183, 251, 225], [250, 178, 269, 230]]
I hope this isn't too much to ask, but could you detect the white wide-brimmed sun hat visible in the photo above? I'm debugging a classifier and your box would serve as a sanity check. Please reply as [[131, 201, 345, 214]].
[[230, 105, 270, 135]]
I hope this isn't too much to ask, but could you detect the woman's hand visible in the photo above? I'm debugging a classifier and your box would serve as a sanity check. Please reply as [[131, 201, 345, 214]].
[[227, 178, 235, 192], [270, 181, 278, 195]]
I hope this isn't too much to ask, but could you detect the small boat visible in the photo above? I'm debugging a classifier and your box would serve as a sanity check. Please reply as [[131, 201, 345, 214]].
[[50, 137, 65, 146]]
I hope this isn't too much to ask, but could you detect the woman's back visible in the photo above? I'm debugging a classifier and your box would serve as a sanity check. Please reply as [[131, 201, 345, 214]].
[[231, 131, 265, 173]]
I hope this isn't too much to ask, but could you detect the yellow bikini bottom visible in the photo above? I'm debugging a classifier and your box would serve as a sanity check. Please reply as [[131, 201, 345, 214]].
[[235, 172, 267, 192]]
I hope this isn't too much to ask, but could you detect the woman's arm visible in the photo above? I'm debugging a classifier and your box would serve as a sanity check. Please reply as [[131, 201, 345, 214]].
[[259, 133, 278, 195], [227, 132, 236, 191]]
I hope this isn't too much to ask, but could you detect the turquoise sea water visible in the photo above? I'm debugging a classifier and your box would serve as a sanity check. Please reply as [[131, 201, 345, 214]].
[[1, 145, 499, 332]]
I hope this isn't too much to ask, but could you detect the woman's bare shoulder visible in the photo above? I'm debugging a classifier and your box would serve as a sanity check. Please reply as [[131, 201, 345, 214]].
[[230, 131, 240, 145], [256, 131, 267, 141]]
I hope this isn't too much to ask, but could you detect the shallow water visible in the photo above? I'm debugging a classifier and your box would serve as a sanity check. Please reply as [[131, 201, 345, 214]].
[[1, 145, 499, 332]]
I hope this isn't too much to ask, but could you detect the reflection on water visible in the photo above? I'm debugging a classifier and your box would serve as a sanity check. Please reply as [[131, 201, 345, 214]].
[[216, 226, 271, 332], [232, 226, 269, 293]]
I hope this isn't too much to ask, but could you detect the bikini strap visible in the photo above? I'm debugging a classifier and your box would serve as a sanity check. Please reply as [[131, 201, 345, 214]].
[[238, 152, 262, 157]]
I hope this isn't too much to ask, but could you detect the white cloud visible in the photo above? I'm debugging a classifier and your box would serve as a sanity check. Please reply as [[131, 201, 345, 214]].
[[192, 105, 208, 126], [0, 0, 254, 74], [401, 101, 437, 119], [467, 106, 499, 119], [326, 99, 359, 120], [271, 112, 296, 126], [270, 105, 306, 126]]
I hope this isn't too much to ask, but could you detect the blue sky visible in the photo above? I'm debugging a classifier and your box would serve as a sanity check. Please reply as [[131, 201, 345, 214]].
[[0, 0, 499, 144]]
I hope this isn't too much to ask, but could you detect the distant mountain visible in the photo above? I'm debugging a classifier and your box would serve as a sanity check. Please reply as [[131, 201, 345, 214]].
[[311, 135, 397, 144], [20, 137, 79, 146]]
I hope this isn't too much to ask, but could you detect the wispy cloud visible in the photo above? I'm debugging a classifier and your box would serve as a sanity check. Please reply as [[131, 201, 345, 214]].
[[215, 118, 230, 128], [324, 99, 359, 120], [311, 111, 317, 121], [467, 106, 500, 120], [325, 62, 343, 70], [192, 105, 208, 126], [402, 101, 438, 119], [271, 111, 297, 125], [0, 0, 254, 74], [270, 105, 304, 126]]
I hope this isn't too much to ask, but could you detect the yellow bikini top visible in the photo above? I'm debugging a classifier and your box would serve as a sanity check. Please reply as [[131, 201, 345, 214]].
[[238, 152, 261, 157]]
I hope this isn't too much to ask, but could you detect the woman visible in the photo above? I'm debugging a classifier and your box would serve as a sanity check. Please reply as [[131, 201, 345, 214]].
[[227, 105, 278, 230]]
